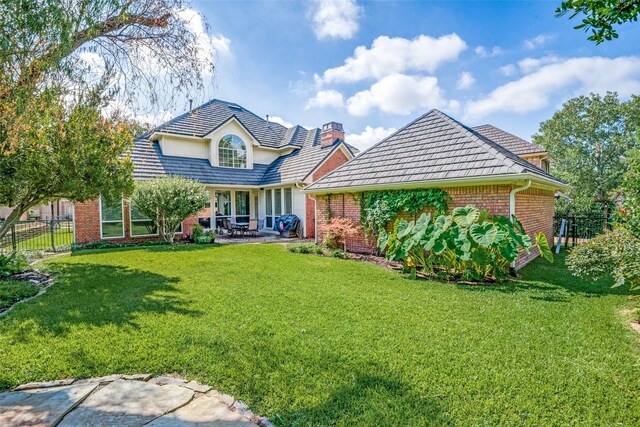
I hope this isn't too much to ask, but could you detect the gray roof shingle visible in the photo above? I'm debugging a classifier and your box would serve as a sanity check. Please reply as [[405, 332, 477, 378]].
[[152, 99, 291, 149], [472, 124, 546, 156], [306, 109, 564, 192]]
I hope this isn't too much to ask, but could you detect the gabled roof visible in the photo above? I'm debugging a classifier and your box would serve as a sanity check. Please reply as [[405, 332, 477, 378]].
[[472, 124, 546, 156], [152, 99, 291, 149], [305, 109, 564, 193]]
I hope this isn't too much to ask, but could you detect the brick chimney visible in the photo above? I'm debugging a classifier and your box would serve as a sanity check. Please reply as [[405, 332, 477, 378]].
[[320, 122, 344, 147]]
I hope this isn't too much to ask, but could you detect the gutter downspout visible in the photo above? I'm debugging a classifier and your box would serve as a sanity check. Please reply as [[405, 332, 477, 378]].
[[509, 179, 532, 270]]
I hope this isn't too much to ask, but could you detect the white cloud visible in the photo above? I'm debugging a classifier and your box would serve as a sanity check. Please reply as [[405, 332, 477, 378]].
[[499, 64, 517, 76], [346, 73, 459, 116], [268, 116, 293, 128], [518, 55, 562, 74], [475, 45, 503, 58], [177, 8, 231, 70], [306, 89, 345, 109], [457, 71, 475, 90], [465, 56, 640, 119], [524, 33, 553, 50], [345, 125, 397, 151], [317, 33, 467, 85], [310, 0, 362, 40]]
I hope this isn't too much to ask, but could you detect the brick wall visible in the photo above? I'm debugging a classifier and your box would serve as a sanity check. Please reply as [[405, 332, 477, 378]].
[[314, 184, 555, 268], [305, 147, 351, 238], [74, 198, 197, 244]]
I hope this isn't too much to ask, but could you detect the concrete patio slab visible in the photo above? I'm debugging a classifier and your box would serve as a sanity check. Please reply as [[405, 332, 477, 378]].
[[0, 383, 98, 426]]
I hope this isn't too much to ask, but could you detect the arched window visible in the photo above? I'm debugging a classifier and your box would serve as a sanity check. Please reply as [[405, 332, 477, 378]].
[[218, 134, 247, 168]]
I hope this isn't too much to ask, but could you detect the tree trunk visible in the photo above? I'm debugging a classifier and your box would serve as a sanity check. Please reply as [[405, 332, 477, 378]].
[[0, 205, 28, 241]]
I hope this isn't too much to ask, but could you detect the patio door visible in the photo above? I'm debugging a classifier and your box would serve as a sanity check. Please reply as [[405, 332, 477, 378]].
[[265, 189, 273, 228], [235, 191, 250, 223], [215, 190, 232, 229]]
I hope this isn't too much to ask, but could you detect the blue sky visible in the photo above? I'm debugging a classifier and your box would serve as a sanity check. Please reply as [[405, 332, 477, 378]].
[[170, 0, 640, 149]]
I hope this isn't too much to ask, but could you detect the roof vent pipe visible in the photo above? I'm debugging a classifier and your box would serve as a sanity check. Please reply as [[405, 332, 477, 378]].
[[189, 99, 193, 112]]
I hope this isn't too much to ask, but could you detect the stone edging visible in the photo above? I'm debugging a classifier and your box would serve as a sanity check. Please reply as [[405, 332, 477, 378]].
[[0, 269, 55, 317]]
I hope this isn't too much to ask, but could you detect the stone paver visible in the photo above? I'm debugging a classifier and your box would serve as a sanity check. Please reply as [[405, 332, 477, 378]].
[[58, 380, 194, 427], [146, 395, 252, 426], [0, 375, 269, 427], [0, 383, 97, 426]]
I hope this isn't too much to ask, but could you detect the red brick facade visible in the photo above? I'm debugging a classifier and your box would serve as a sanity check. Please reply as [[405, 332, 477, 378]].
[[74, 198, 197, 244], [305, 147, 351, 238], [314, 184, 555, 268]]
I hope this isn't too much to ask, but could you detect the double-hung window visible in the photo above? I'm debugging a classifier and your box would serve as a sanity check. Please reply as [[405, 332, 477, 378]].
[[130, 204, 157, 237], [100, 196, 124, 239]]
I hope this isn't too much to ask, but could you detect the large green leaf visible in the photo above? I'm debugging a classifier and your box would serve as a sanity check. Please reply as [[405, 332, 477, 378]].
[[535, 232, 554, 263], [452, 205, 480, 228], [470, 223, 507, 247], [499, 240, 519, 262]]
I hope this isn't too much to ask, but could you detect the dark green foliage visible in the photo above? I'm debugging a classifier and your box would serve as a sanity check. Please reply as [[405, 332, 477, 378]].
[[0, 280, 39, 310], [378, 205, 553, 282], [359, 188, 449, 237], [556, 0, 640, 44], [287, 243, 324, 255], [0, 251, 31, 277], [191, 224, 215, 244], [329, 248, 348, 259], [71, 240, 172, 252], [533, 93, 640, 207]]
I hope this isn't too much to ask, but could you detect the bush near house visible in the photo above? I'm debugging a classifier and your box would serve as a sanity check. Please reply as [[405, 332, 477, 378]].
[[378, 205, 552, 282], [320, 218, 359, 251], [131, 177, 209, 243]]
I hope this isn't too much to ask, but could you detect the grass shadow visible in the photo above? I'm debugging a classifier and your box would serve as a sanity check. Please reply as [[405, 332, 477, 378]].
[[3, 262, 202, 338]]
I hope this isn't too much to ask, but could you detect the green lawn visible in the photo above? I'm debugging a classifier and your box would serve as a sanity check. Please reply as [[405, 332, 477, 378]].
[[3, 227, 74, 251], [0, 244, 638, 426], [0, 280, 39, 310]]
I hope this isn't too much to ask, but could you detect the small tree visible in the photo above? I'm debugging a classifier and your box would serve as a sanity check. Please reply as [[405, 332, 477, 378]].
[[320, 218, 359, 252], [131, 176, 208, 243]]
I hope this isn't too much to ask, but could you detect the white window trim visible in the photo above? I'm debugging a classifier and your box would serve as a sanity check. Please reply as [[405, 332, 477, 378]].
[[99, 196, 125, 240], [129, 204, 159, 238], [217, 134, 248, 169]]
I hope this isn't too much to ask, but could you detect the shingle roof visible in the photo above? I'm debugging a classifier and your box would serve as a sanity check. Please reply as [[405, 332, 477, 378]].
[[152, 99, 292, 149], [306, 109, 564, 192], [131, 122, 354, 186], [472, 124, 546, 156]]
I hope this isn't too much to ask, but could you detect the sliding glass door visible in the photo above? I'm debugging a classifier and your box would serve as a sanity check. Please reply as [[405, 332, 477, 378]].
[[235, 191, 250, 223]]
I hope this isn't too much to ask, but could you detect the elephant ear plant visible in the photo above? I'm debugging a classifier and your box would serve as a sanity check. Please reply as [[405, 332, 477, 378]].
[[378, 205, 553, 282]]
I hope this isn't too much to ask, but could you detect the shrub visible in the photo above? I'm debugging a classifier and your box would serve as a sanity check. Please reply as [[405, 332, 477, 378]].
[[378, 205, 553, 282], [0, 251, 31, 277], [329, 248, 349, 259], [320, 218, 359, 251], [71, 240, 172, 252], [567, 227, 640, 290], [131, 176, 209, 243], [287, 243, 324, 255], [191, 224, 214, 244]]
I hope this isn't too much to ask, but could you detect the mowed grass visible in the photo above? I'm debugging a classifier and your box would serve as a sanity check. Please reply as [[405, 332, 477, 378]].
[[0, 244, 638, 426]]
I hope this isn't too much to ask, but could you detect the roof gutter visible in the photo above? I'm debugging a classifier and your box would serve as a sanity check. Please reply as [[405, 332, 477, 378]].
[[509, 178, 531, 269], [303, 173, 566, 194]]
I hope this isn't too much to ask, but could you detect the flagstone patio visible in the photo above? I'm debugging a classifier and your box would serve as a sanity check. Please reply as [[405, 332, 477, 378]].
[[0, 374, 273, 427]]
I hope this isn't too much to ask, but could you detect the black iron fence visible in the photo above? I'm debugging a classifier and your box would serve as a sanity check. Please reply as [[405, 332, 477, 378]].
[[553, 214, 611, 247], [0, 218, 74, 252]]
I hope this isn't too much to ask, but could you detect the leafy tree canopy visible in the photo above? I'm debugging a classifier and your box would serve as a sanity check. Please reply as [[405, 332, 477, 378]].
[[556, 0, 640, 44], [533, 92, 640, 209], [0, 0, 214, 239], [131, 176, 209, 243]]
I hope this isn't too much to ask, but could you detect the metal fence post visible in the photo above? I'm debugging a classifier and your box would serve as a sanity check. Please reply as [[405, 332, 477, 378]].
[[50, 218, 56, 252], [11, 224, 16, 251]]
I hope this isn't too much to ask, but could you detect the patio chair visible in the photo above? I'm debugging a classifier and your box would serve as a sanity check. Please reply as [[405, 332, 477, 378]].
[[246, 219, 259, 237]]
